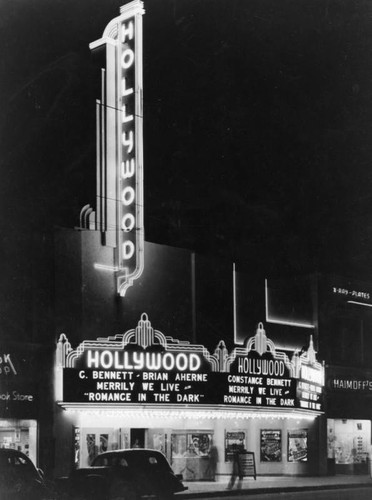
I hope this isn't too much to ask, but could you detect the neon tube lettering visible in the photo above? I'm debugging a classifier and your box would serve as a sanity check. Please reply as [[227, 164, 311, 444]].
[[122, 241, 135, 260], [87, 350, 100, 368], [121, 21, 134, 42], [176, 353, 188, 371], [122, 105, 134, 123], [122, 214, 135, 232], [122, 131, 134, 153], [122, 78, 134, 97], [121, 159, 135, 179], [121, 49, 134, 69], [163, 353, 175, 370], [189, 353, 201, 371], [133, 352, 144, 370], [122, 186, 135, 206], [100, 350, 113, 369], [146, 353, 162, 371], [114, 351, 124, 369]]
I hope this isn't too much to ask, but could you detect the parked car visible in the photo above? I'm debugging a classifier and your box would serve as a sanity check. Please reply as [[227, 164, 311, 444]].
[[0, 448, 55, 500], [56, 448, 187, 500]]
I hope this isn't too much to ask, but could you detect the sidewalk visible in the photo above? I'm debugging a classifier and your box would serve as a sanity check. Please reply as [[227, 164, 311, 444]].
[[178, 474, 372, 497]]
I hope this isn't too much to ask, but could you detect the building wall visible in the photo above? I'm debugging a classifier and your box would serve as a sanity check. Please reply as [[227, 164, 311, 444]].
[[55, 228, 234, 347]]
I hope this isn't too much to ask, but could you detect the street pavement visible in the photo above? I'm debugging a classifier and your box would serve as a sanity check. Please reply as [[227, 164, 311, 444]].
[[178, 474, 372, 498]]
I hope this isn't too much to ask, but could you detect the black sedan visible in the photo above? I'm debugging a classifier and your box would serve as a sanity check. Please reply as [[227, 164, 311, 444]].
[[57, 448, 187, 500], [0, 448, 55, 500]]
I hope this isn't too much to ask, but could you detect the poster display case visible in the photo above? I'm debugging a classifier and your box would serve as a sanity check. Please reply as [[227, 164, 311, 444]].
[[224, 430, 246, 462], [287, 429, 308, 462], [260, 430, 282, 462]]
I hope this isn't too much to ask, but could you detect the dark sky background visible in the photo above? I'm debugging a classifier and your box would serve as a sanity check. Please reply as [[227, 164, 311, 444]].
[[1, 0, 372, 282]]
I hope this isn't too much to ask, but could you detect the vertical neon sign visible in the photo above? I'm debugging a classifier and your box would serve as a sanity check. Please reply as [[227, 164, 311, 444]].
[[117, 8, 144, 295], [86, 1, 145, 296]]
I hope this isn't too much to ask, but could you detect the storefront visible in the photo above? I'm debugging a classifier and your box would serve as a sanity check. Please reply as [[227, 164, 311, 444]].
[[54, 314, 325, 478], [326, 365, 372, 475], [0, 347, 40, 465]]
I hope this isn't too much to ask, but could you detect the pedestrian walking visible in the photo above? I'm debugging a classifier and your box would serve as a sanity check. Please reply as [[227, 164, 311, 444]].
[[226, 450, 243, 490], [206, 442, 219, 481]]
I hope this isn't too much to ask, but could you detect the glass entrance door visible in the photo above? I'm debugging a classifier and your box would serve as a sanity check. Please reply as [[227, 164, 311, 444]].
[[171, 431, 213, 480]]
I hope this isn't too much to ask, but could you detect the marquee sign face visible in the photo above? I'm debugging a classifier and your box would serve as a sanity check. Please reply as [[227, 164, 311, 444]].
[[56, 316, 324, 413], [81, 1, 145, 296]]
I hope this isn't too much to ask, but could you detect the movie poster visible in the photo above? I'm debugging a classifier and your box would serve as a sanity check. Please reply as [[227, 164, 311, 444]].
[[225, 430, 246, 462], [288, 429, 308, 462], [73, 427, 80, 469], [260, 430, 282, 462]]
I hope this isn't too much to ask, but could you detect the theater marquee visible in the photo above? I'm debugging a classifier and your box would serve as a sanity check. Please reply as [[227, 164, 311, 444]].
[[56, 315, 324, 414]]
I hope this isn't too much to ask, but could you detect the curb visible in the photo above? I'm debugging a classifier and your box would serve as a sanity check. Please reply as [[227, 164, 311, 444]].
[[177, 481, 372, 498]]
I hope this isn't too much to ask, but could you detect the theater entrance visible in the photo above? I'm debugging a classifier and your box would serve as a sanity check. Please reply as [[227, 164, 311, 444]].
[[131, 428, 145, 448]]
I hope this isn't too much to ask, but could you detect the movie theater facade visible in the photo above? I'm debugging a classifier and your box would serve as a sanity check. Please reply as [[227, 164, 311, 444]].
[[52, 1, 326, 479], [54, 314, 325, 478]]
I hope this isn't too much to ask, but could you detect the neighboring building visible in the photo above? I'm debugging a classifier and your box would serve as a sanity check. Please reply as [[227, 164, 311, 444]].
[[266, 273, 372, 475], [319, 275, 372, 475], [0, 231, 55, 476]]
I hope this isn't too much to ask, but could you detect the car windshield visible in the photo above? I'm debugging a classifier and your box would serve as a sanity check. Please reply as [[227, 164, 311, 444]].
[[92, 451, 172, 471]]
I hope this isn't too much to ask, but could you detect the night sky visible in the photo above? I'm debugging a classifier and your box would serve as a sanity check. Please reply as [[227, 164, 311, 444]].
[[1, 0, 372, 281]]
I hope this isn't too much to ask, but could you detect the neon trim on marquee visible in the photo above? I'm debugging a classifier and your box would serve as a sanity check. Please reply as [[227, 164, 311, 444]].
[[56, 315, 324, 413]]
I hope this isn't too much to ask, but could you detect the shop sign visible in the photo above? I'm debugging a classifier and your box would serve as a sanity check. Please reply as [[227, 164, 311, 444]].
[[0, 353, 17, 376], [0, 350, 39, 418], [56, 315, 324, 412], [332, 287, 371, 301], [327, 276, 372, 307], [0, 381, 37, 418], [327, 366, 372, 393]]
